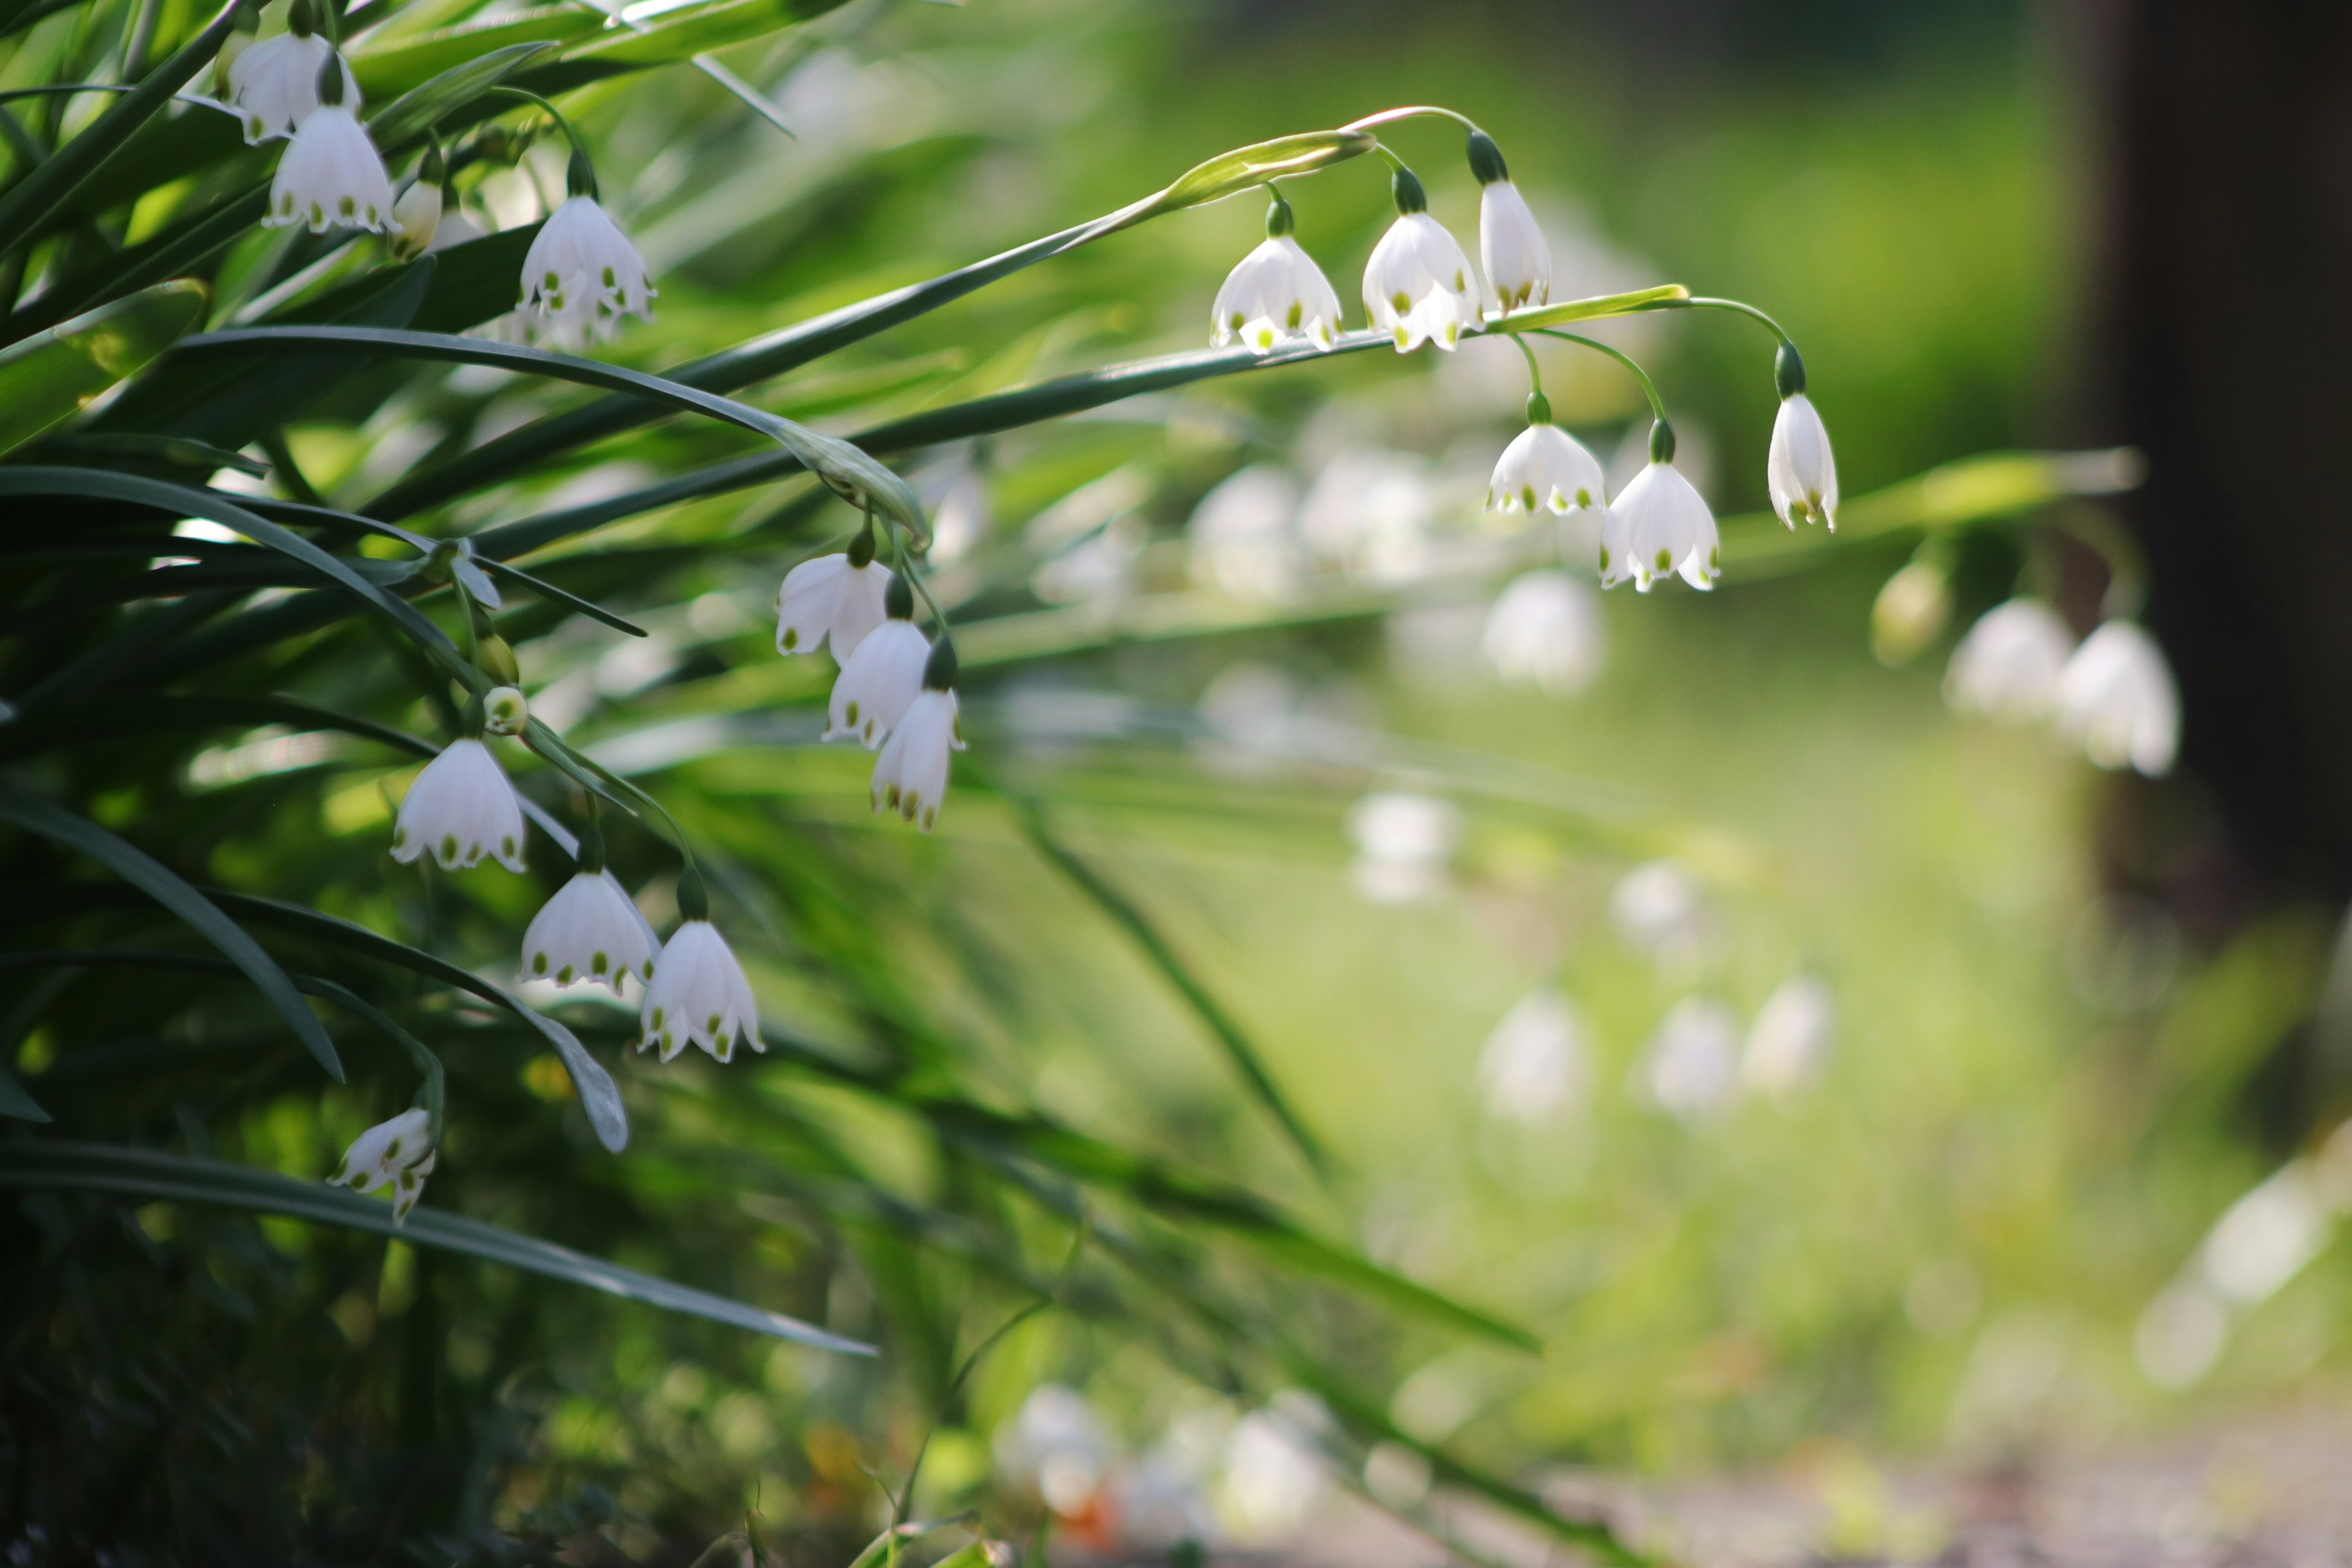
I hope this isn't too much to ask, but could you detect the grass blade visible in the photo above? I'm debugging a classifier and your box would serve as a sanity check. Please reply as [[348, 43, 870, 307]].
[[0, 282, 208, 456]]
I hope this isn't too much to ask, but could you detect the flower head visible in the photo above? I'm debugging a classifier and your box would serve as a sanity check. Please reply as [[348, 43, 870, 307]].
[[1600, 423, 1717, 592], [1482, 570, 1604, 697], [825, 575, 929, 748], [331, 1107, 437, 1224], [225, 27, 358, 143], [265, 102, 393, 235], [1477, 987, 1585, 1125], [777, 536, 891, 660], [1641, 997, 1741, 1123], [1766, 347, 1838, 530], [871, 639, 965, 832], [1362, 168, 1479, 353], [1486, 404, 1606, 518], [391, 737, 526, 871], [2057, 620, 2179, 777], [482, 685, 529, 736], [523, 871, 656, 991], [1212, 191, 1344, 354], [641, 916, 762, 1063], [519, 194, 655, 347], [1469, 131, 1548, 315], [1945, 598, 2076, 723], [1743, 973, 1836, 1099]]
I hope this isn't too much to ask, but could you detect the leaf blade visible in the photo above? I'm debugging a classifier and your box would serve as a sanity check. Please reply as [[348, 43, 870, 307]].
[[0, 282, 208, 456]]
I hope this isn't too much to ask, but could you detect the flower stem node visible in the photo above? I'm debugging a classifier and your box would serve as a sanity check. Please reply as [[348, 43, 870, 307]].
[[777, 550, 892, 660], [391, 738, 527, 871], [522, 870, 656, 990], [330, 1109, 437, 1225], [1768, 387, 1839, 531], [1486, 423, 1607, 518], [1363, 197, 1479, 353], [1601, 441, 1720, 593], [519, 195, 656, 348], [1774, 340, 1807, 400], [640, 919, 763, 1064], [481, 685, 529, 736], [1211, 209, 1345, 355]]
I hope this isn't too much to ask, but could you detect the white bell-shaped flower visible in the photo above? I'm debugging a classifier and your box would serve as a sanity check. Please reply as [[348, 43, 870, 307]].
[[1477, 987, 1585, 1125], [1212, 191, 1343, 354], [873, 643, 967, 832], [520, 192, 655, 346], [1641, 997, 1741, 1123], [391, 737, 526, 871], [1469, 132, 1549, 314], [390, 177, 442, 262], [1486, 406, 1607, 517], [777, 543, 891, 660], [523, 871, 656, 990], [1362, 170, 1480, 353], [824, 608, 930, 750], [265, 103, 393, 234], [641, 916, 762, 1064], [2057, 620, 2179, 777], [225, 29, 358, 143], [1743, 973, 1836, 1099], [1768, 394, 1839, 530], [1945, 598, 2076, 724], [1482, 570, 1604, 697], [331, 1108, 437, 1224], [1602, 427, 1718, 592]]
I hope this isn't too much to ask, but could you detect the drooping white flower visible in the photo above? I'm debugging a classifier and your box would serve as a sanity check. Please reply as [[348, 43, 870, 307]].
[[1486, 417, 1607, 517], [1482, 570, 1604, 696], [391, 737, 526, 872], [225, 29, 358, 143], [1743, 973, 1836, 1099], [1602, 434, 1719, 592], [330, 1107, 436, 1224], [776, 545, 891, 660], [825, 615, 930, 748], [872, 688, 966, 832], [390, 178, 442, 262], [641, 918, 762, 1063], [1346, 790, 1462, 905], [1945, 598, 2076, 723], [1640, 997, 1741, 1122], [522, 871, 657, 990], [2057, 620, 2179, 777], [1477, 986, 1586, 1124], [1611, 859, 1714, 971], [264, 104, 394, 234], [519, 194, 655, 346], [481, 684, 528, 736], [1213, 194, 1344, 354], [1768, 393, 1839, 531], [1469, 131, 1549, 314], [1362, 170, 1480, 353]]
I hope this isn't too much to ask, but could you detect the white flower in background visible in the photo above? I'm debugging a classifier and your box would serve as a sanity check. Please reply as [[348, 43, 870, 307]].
[[1482, 571, 1604, 697], [330, 1107, 436, 1224], [996, 1385, 1110, 1517], [1221, 1402, 1330, 1540], [1298, 448, 1435, 582], [265, 103, 394, 234], [481, 684, 528, 736], [1485, 413, 1607, 518], [1743, 973, 1836, 1098], [522, 873, 656, 990], [925, 464, 992, 564], [225, 28, 357, 142], [825, 590, 929, 748], [1610, 859, 1714, 971], [776, 543, 891, 659], [428, 204, 486, 252], [520, 194, 656, 345], [1477, 987, 1586, 1123], [390, 177, 442, 262], [1766, 345, 1837, 529], [1362, 169, 1480, 353], [1640, 997, 1741, 1121], [391, 738, 526, 871], [1347, 790, 1462, 905], [1871, 557, 1953, 667], [1188, 465, 1304, 600], [1469, 130, 1549, 314], [1212, 192, 1344, 353], [1602, 429, 1719, 592], [1945, 598, 2076, 723], [2057, 620, 2179, 777], [641, 918, 761, 1063]]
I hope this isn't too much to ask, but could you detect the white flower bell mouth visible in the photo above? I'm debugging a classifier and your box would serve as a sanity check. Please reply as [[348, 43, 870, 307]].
[[519, 155, 656, 346], [1211, 190, 1344, 355], [1469, 130, 1549, 315], [1946, 598, 2078, 723], [640, 872, 763, 1063], [331, 1107, 437, 1224], [225, 5, 358, 143], [2057, 619, 2179, 777], [1766, 344, 1839, 530], [1600, 420, 1719, 592], [870, 638, 966, 832], [777, 529, 892, 660], [264, 75, 393, 235], [391, 737, 527, 871], [1362, 166, 1480, 353], [522, 820, 655, 990], [825, 574, 930, 748], [1486, 393, 1607, 516]]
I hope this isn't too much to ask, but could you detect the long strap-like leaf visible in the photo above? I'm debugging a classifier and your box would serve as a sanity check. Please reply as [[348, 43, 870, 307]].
[[0, 785, 343, 1082], [0, 1140, 874, 1352]]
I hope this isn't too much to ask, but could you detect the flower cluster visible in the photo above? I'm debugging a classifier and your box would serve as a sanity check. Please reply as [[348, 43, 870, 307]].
[[1947, 600, 2179, 776]]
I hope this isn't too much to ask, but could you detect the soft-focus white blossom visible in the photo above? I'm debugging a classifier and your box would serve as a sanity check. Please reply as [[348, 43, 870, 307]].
[[1946, 598, 2076, 723], [391, 738, 526, 872], [1485, 421, 1607, 517], [1477, 987, 1586, 1123], [1212, 236, 1344, 354], [1481, 570, 1604, 696], [641, 919, 761, 1063], [1743, 973, 1836, 1098], [2056, 620, 2179, 777], [519, 194, 655, 345], [1611, 859, 1713, 971], [330, 1108, 435, 1224], [925, 466, 991, 564], [389, 177, 441, 261], [1220, 1403, 1328, 1539], [264, 105, 393, 234], [1641, 997, 1741, 1121], [1189, 465, 1305, 600], [776, 552, 891, 660], [225, 31, 356, 142], [522, 871, 656, 989], [871, 688, 965, 831], [1362, 212, 1480, 353], [824, 619, 929, 748], [1767, 393, 1839, 530], [1601, 458, 1718, 592], [996, 1386, 1109, 1517], [1298, 448, 1435, 582], [1347, 791, 1461, 905], [1477, 178, 1550, 314]]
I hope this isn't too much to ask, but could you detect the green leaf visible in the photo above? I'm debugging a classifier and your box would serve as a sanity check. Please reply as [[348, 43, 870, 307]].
[[365, 40, 562, 145], [0, 692, 436, 764], [1145, 129, 1379, 218], [0, 1063, 50, 1123], [545, 0, 849, 73], [32, 432, 270, 475], [352, 13, 598, 102], [0, 281, 208, 457], [0, 785, 344, 1082], [0, 1141, 875, 1352]]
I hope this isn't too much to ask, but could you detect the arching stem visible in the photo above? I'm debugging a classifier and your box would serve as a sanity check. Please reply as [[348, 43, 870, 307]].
[[1534, 328, 1670, 425], [1341, 105, 1479, 135]]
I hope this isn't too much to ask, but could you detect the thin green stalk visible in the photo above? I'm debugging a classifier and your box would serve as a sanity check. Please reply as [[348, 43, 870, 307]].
[[1534, 328, 1668, 423], [1641, 293, 1795, 349]]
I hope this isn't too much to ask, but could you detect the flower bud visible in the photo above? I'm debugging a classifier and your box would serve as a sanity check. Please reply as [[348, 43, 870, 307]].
[[478, 632, 520, 686], [483, 685, 529, 735], [1871, 559, 1951, 667]]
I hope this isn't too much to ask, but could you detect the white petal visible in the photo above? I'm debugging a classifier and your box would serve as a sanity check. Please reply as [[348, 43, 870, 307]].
[[824, 620, 930, 747], [391, 739, 527, 871], [871, 690, 962, 832]]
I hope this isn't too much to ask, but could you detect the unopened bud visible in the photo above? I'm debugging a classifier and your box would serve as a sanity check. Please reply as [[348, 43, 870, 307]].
[[1871, 559, 1951, 667], [478, 633, 520, 687], [483, 685, 529, 736]]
